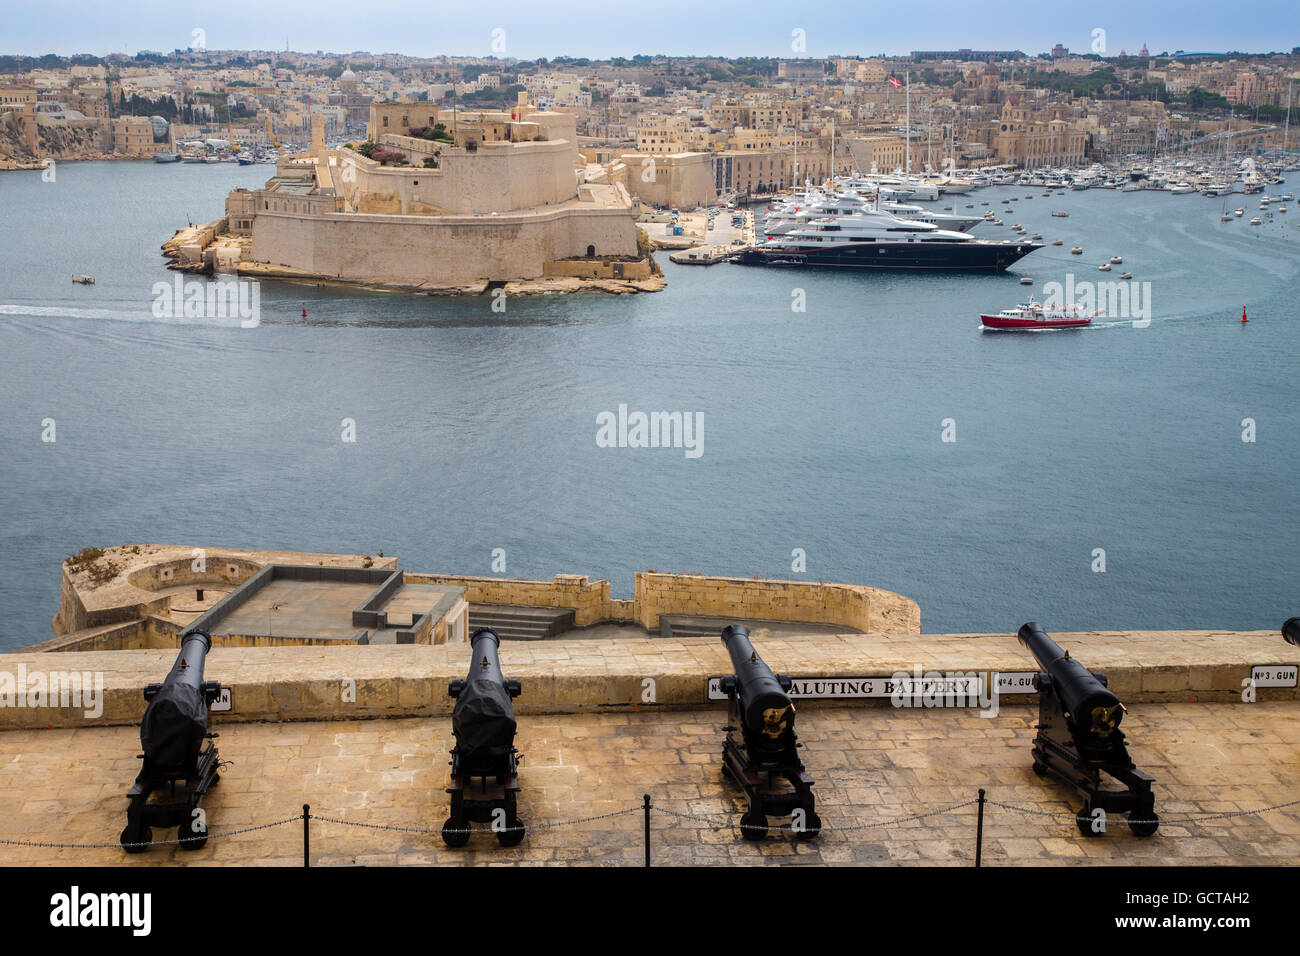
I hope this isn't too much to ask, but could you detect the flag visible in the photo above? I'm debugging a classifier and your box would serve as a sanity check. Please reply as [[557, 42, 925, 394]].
[[888, 75, 903, 89]]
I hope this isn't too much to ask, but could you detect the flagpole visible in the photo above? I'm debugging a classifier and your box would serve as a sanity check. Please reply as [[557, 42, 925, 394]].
[[905, 71, 911, 177]]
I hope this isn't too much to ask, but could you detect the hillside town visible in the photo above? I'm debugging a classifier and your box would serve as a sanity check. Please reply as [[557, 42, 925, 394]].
[[3, 45, 1298, 206]]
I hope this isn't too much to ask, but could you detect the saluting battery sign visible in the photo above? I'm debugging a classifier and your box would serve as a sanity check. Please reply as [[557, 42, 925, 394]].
[[706, 673, 986, 702]]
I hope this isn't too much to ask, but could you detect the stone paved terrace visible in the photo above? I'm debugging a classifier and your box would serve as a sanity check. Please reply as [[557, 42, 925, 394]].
[[1, 703, 1296, 866]]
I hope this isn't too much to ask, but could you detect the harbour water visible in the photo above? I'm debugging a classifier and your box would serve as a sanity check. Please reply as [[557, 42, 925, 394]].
[[0, 160, 1297, 649]]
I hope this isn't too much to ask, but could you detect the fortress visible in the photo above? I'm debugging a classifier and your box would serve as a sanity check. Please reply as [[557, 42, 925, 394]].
[[163, 98, 664, 295]]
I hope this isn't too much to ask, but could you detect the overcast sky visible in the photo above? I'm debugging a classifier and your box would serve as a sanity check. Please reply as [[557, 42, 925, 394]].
[[5, 0, 1297, 59]]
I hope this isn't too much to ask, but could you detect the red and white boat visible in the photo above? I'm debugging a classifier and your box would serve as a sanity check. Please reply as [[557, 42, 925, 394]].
[[980, 297, 1098, 330], [1051, 210, 1069, 217]]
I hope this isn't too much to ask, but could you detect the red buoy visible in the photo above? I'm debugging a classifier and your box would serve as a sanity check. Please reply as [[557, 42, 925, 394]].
[[301, 305, 308, 318], [1241, 305, 1248, 323]]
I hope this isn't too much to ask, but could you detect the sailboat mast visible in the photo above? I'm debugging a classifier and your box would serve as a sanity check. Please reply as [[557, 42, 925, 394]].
[[1285, 80, 1293, 155], [905, 72, 911, 176]]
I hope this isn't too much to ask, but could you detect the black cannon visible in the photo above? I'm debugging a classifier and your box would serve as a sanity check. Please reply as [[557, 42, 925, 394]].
[[1018, 622, 1157, 837], [719, 625, 820, 841], [1283, 617, 1300, 647], [441, 628, 525, 847], [120, 628, 224, 852]]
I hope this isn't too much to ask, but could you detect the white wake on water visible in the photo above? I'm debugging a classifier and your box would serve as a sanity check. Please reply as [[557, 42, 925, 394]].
[[0, 303, 252, 327]]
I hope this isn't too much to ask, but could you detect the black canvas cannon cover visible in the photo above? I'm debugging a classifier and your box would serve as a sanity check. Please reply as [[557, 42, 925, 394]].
[[451, 629, 519, 760], [140, 630, 214, 770], [141, 682, 210, 768], [451, 679, 517, 758]]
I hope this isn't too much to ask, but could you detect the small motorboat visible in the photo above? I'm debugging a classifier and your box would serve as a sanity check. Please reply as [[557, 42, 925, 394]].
[[1019, 277, 1034, 285], [71, 274, 95, 285], [1070, 246, 1083, 254], [981, 297, 1096, 331], [1250, 217, 1262, 225], [1120, 272, 1132, 280], [1220, 214, 1234, 222], [1099, 263, 1111, 271], [965, 204, 974, 208], [1110, 256, 1122, 264], [1051, 239, 1063, 246], [992, 219, 1004, 225], [1052, 210, 1069, 218], [1031, 233, 1043, 240]]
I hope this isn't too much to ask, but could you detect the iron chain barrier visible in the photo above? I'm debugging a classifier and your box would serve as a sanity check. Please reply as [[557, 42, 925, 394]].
[[3, 795, 1298, 862]]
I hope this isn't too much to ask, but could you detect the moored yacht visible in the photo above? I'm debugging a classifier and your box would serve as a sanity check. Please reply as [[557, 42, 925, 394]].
[[737, 207, 1041, 272]]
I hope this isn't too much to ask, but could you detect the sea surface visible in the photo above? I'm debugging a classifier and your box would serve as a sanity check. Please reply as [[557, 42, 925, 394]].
[[0, 160, 1297, 650]]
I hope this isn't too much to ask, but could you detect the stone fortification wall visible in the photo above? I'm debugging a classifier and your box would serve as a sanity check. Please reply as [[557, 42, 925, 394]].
[[249, 204, 638, 286]]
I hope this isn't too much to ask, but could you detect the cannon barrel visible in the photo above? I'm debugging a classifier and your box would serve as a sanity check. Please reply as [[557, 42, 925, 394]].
[[166, 629, 211, 690], [449, 628, 520, 762], [140, 629, 215, 770], [1018, 622, 1122, 737], [1284, 617, 1300, 647], [721, 625, 795, 744]]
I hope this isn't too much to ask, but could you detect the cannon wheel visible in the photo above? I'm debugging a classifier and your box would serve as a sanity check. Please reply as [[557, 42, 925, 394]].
[[178, 814, 208, 851], [120, 824, 152, 853], [740, 809, 767, 841], [441, 817, 471, 848], [796, 811, 822, 841], [1128, 812, 1159, 838], [1031, 759, 1048, 777], [497, 791, 525, 847], [497, 817, 525, 847], [1076, 804, 1100, 837]]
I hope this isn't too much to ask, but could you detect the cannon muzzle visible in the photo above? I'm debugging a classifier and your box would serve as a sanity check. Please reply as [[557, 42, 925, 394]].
[[1283, 617, 1300, 647], [721, 624, 795, 746], [1017, 622, 1123, 739]]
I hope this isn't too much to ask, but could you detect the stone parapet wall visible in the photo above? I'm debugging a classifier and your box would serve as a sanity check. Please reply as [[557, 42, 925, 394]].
[[633, 571, 917, 634], [404, 573, 627, 626], [0, 631, 1293, 730]]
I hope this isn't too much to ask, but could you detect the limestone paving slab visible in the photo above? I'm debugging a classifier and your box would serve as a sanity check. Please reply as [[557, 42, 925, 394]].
[[0, 702, 1295, 867]]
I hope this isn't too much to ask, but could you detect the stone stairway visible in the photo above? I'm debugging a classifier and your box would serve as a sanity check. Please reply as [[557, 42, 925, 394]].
[[467, 604, 577, 641]]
